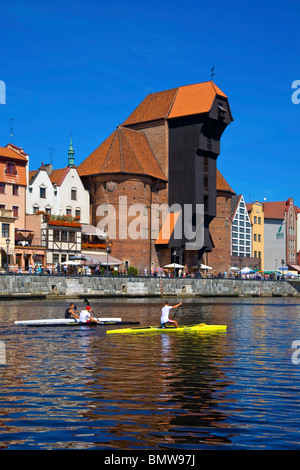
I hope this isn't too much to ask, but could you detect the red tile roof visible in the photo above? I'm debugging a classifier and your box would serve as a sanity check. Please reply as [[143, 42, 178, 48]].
[[0, 146, 27, 161], [123, 81, 228, 126], [49, 167, 70, 186], [78, 126, 167, 181], [0, 146, 27, 186], [168, 81, 227, 119], [123, 88, 178, 126], [216, 169, 235, 194], [263, 201, 288, 219]]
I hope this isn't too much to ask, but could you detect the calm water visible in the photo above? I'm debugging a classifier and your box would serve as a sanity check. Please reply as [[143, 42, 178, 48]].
[[0, 296, 300, 450]]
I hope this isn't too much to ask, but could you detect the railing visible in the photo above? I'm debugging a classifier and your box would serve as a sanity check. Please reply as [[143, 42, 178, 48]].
[[0, 209, 14, 218], [15, 238, 45, 247]]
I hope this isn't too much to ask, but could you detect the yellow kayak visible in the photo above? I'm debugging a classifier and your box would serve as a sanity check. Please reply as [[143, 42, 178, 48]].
[[106, 323, 227, 335]]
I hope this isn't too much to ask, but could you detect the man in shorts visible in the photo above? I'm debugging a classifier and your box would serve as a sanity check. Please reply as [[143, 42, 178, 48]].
[[79, 305, 98, 323], [160, 300, 182, 328]]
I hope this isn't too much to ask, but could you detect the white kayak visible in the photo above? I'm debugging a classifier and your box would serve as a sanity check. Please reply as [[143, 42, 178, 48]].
[[15, 317, 122, 326]]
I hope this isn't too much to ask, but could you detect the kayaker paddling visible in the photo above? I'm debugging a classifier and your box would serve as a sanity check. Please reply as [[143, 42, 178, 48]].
[[64, 303, 79, 320], [160, 300, 182, 328], [79, 305, 98, 323]]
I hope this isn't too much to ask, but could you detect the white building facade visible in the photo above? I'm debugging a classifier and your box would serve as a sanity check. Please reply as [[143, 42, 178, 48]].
[[27, 139, 90, 223], [26, 139, 90, 265], [231, 195, 252, 258]]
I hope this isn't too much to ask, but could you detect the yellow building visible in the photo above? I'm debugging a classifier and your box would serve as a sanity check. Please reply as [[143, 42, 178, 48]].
[[247, 202, 264, 271]]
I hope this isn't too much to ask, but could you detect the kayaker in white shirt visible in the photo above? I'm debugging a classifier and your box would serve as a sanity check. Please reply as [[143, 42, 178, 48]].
[[79, 305, 98, 323], [160, 300, 182, 328]]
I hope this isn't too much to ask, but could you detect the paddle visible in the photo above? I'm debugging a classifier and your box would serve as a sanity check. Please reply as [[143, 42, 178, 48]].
[[172, 303, 182, 320]]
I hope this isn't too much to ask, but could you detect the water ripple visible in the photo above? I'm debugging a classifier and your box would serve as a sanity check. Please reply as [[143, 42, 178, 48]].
[[1, 297, 300, 449]]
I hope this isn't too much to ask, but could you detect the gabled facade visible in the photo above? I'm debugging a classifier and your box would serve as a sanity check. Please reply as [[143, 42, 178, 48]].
[[27, 164, 56, 216], [231, 195, 252, 258], [0, 144, 28, 230], [27, 139, 89, 223], [41, 217, 82, 266], [263, 198, 297, 271], [247, 201, 264, 270], [231, 195, 261, 272], [0, 144, 29, 268]]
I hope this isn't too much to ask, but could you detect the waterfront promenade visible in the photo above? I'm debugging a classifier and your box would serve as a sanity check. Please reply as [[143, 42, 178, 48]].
[[0, 274, 299, 299]]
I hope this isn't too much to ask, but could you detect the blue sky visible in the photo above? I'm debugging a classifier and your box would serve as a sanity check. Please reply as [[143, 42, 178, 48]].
[[0, 0, 299, 204]]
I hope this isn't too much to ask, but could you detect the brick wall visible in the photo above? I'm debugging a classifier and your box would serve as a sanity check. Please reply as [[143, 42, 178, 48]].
[[205, 192, 232, 274], [83, 174, 169, 272]]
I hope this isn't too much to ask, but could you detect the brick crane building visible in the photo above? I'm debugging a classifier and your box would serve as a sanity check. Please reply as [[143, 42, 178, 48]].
[[78, 81, 233, 272]]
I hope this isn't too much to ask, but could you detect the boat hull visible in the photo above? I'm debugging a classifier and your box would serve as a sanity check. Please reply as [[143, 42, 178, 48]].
[[106, 323, 227, 335], [14, 318, 139, 327]]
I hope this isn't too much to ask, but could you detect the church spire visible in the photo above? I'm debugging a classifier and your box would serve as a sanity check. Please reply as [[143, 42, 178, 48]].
[[68, 132, 75, 167]]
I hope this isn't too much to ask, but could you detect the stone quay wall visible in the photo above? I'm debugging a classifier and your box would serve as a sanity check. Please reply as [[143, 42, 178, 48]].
[[0, 274, 299, 299]]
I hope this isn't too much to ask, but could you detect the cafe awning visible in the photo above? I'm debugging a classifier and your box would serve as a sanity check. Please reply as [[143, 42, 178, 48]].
[[289, 264, 300, 272], [200, 264, 212, 270], [81, 253, 122, 266], [164, 263, 185, 269], [2, 246, 15, 255]]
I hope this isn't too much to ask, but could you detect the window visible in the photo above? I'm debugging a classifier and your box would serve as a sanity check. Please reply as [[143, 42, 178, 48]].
[[40, 187, 46, 198], [66, 208, 72, 216], [33, 206, 39, 214], [258, 217, 261, 224], [254, 216, 257, 224], [75, 209, 81, 218], [2, 223, 9, 237], [204, 175, 209, 190], [6, 162, 17, 175], [12, 185, 19, 196], [53, 254, 59, 264], [53, 230, 60, 241], [61, 231, 68, 241], [71, 189, 77, 201], [69, 231, 75, 242], [45, 208, 51, 215], [258, 234, 261, 242], [12, 206, 18, 217], [254, 234, 257, 241], [0, 204, 5, 209], [0, 183, 5, 194], [203, 157, 209, 173]]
